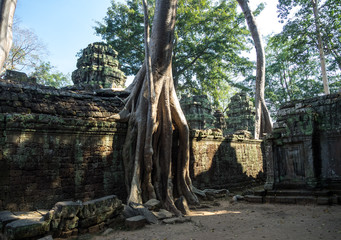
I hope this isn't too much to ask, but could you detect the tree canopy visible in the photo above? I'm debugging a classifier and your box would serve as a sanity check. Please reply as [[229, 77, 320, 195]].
[[276, 0, 340, 89], [30, 62, 72, 88], [95, 0, 262, 110], [3, 19, 47, 73], [240, 0, 341, 118]]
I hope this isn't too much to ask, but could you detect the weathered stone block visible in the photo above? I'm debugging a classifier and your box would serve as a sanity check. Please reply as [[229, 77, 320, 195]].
[[79, 195, 122, 219], [125, 215, 146, 230], [152, 209, 173, 220], [143, 199, 161, 211], [52, 201, 82, 219], [5, 218, 49, 240]]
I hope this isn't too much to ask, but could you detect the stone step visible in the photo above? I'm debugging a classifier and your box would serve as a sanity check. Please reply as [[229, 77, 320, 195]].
[[246, 193, 341, 205], [266, 190, 330, 197], [254, 190, 266, 196], [264, 196, 317, 204], [244, 195, 263, 204]]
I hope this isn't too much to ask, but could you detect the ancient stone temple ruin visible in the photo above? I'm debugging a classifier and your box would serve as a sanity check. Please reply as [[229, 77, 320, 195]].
[[72, 42, 126, 88], [245, 93, 341, 204], [180, 95, 215, 130], [225, 92, 255, 135], [266, 93, 341, 191], [180, 93, 264, 190], [0, 41, 265, 238], [1, 40, 340, 238]]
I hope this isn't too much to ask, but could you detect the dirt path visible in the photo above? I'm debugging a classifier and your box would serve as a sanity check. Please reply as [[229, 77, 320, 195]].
[[80, 201, 341, 240]]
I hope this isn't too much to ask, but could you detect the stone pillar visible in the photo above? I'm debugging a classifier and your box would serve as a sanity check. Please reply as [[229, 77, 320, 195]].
[[72, 42, 126, 89]]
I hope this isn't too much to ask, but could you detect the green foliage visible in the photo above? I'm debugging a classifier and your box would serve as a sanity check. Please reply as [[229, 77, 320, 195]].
[[264, 37, 323, 115], [275, 0, 341, 85], [4, 19, 47, 72], [246, 0, 341, 118], [30, 62, 72, 88], [94, 0, 256, 111]]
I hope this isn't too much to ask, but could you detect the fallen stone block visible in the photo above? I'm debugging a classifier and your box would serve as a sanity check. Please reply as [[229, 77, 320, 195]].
[[125, 215, 146, 230], [5, 218, 49, 240], [122, 205, 138, 218], [152, 209, 173, 220], [80, 195, 122, 219], [144, 199, 161, 211], [0, 211, 19, 232], [37, 235, 53, 240], [136, 207, 158, 224], [52, 201, 82, 219], [128, 203, 158, 224]]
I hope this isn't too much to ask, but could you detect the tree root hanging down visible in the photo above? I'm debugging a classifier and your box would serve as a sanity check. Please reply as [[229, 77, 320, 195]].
[[109, 65, 199, 216]]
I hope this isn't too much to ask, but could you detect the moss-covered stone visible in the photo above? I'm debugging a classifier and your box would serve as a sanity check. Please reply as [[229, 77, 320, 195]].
[[180, 95, 216, 130], [266, 93, 341, 191], [72, 42, 126, 89], [225, 92, 255, 136]]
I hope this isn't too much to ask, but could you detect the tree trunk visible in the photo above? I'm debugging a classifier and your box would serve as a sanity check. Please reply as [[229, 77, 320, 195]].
[[109, 0, 199, 216], [311, 0, 330, 94], [237, 0, 272, 139], [0, 0, 17, 73]]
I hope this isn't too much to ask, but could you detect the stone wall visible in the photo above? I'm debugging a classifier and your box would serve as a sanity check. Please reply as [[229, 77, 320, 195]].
[[190, 130, 264, 190], [0, 78, 265, 212], [265, 93, 341, 190], [0, 79, 128, 211]]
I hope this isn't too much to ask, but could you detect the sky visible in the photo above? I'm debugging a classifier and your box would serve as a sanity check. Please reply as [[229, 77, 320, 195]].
[[14, 0, 283, 78]]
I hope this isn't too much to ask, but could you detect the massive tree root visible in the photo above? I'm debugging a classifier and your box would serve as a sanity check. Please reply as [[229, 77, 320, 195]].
[[109, 0, 199, 216]]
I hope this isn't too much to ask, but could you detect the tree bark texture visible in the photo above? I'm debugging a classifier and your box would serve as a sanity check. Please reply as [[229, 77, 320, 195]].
[[0, 0, 17, 73], [109, 0, 198, 216], [237, 0, 272, 139], [311, 0, 330, 94]]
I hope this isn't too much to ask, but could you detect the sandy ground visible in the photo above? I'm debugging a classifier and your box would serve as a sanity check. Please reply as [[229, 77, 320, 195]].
[[78, 200, 341, 240]]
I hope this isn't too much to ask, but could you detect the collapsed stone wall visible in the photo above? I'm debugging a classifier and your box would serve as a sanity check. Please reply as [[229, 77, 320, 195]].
[[0, 79, 128, 211], [1, 195, 123, 239]]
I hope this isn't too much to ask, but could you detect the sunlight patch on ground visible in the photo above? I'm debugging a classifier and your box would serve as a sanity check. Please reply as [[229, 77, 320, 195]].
[[189, 210, 241, 216]]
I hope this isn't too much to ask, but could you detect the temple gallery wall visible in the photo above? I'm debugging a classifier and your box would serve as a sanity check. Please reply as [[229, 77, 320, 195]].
[[0, 77, 264, 212], [0, 43, 265, 212]]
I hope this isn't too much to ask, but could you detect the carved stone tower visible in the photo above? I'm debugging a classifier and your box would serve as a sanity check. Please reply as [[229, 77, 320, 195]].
[[225, 92, 255, 135], [72, 42, 126, 88]]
